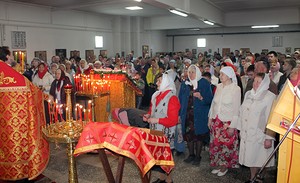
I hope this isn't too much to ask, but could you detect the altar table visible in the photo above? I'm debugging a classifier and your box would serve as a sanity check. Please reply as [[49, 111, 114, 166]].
[[74, 122, 174, 183]]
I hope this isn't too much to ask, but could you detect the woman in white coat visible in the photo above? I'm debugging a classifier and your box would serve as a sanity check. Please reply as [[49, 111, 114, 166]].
[[236, 72, 276, 182]]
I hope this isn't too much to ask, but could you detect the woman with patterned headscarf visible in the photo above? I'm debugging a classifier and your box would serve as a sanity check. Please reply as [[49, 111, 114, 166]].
[[143, 73, 180, 183], [208, 66, 241, 177], [179, 64, 213, 165]]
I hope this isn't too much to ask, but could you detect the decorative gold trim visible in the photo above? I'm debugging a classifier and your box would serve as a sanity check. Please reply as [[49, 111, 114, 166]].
[[0, 71, 17, 85]]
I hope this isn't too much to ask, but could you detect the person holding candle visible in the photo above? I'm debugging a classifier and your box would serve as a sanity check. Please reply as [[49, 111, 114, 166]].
[[49, 68, 72, 122]]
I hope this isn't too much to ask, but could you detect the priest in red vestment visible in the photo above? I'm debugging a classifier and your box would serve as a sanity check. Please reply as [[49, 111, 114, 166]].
[[0, 46, 49, 181]]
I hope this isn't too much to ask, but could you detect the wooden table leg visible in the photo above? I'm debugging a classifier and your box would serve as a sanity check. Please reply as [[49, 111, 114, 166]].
[[98, 149, 115, 183], [115, 156, 125, 183], [140, 170, 150, 183]]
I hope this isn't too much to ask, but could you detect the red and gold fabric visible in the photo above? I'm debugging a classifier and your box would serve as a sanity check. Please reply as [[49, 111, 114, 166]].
[[0, 61, 49, 180], [74, 122, 174, 175]]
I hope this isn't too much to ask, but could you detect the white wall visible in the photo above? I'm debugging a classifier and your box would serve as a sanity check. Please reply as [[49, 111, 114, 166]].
[[2, 0, 299, 64], [0, 1, 115, 63], [167, 31, 300, 55], [0, 1, 168, 62]]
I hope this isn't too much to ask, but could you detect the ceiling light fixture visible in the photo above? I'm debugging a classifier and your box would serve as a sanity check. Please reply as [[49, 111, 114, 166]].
[[125, 6, 143, 10], [203, 20, 214, 25], [251, 25, 279, 28], [169, 9, 188, 17], [134, 0, 142, 2]]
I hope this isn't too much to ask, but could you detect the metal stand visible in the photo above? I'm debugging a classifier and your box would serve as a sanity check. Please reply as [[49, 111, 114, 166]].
[[250, 113, 300, 183]]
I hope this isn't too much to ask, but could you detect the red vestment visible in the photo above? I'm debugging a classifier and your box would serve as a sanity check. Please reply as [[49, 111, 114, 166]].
[[0, 61, 49, 180]]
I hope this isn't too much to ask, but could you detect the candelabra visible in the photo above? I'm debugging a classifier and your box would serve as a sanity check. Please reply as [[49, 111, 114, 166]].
[[42, 84, 87, 183]]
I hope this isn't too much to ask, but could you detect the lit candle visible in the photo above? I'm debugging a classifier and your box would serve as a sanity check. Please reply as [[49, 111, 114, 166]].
[[88, 109, 91, 122], [59, 104, 64, 122], [66, 107, 69, 121], [55, 99, 58, 122], [79, 105, 83, 121], [88, 100, 92, 121], [75, 104, 79, 121], [83, 109, 86, 121], [48, 100, 52, 124], [55, 104, 58, 122]]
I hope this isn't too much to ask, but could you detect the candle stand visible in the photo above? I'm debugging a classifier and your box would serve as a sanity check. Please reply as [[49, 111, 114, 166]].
[[42, 85, 86, 183]]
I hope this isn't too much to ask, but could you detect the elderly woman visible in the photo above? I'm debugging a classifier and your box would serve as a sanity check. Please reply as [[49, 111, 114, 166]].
[[208, 66, 240, 176], [143, 73, 180, 183], [93, 60, 102, 70], [49, 69, 72, 121], [76, 59, 92, 75], [180, 64, 213, 165], [235, 73, 276, 182]]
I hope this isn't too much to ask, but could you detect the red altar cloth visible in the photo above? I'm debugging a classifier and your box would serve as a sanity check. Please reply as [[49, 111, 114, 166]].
[[0, 61, 49, 180], [74, 122, 174, 175]]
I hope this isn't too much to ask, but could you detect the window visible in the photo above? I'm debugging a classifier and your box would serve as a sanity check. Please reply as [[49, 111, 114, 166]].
[[197, 38, 206, 47], [95, 36, 103, 48]]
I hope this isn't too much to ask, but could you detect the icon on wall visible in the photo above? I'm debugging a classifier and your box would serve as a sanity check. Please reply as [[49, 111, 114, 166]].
[[34, 51, 47, 62], [85, 50, 95, 63], [55, 49, 67, 61], [142, 45, 149, 58], [70, 50, 80, 58], [100, 50, 108, 57], [222, 48, 230, 57]]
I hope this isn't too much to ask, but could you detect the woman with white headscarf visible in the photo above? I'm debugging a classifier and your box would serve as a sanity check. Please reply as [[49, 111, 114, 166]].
[[179, 64, 213, 165], [208, 66, 241, 177], [76, 59, 92, 75], [236, 73, 276, 182], [143, 73, 180, 183]]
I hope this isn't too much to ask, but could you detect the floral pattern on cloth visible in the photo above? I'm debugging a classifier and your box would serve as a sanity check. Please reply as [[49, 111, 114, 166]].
[[209, 117, 239, 168]]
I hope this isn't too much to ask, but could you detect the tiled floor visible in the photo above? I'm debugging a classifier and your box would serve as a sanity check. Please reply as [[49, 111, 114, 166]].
[[37, 143, 276, 183]]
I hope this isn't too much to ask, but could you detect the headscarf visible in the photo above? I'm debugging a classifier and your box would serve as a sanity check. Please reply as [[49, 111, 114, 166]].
[[184, 59, 191, 65], [220, 66, 237, 84], [223, 61, 237, 72], [37, 62, 49, 79], [151, 73, 176, 101], [250, 73, 270, 97], [165, 69, 177, 81], [79, 59, 89, 73], [185, 64, 202, 90], [55, 69, 66, 92]]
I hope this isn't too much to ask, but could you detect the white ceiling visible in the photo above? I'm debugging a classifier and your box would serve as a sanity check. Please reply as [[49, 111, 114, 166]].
[[3, 0, 300, 29]]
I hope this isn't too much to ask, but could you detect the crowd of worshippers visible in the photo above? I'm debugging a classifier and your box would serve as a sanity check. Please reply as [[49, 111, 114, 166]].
[[18, 50, 300, 108], [5, 48, 300, 183]]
